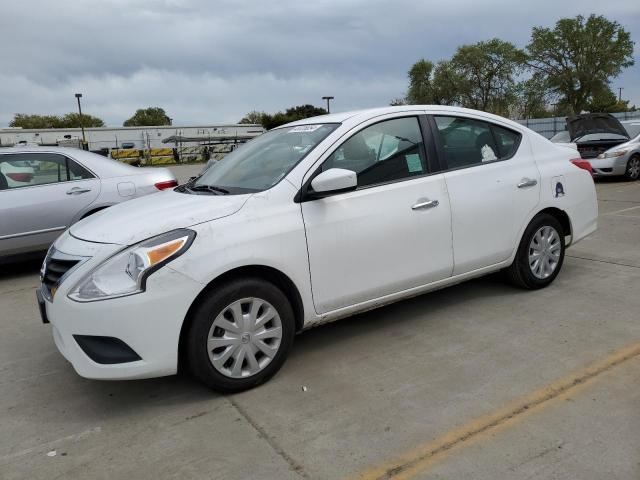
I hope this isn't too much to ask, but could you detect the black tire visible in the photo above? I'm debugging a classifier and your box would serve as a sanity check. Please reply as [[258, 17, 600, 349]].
[[505, 213, 565, 290], [624, 155, 640, 181], [186, 277, 295, 393]]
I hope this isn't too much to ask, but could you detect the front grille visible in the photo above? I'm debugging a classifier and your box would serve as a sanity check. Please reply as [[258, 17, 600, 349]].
[[42, 258, 80, 292], [40, 248, 86, 300]]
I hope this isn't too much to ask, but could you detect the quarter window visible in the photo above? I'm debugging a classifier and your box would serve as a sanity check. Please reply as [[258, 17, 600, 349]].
[[433, 116, 521, 170], [322, 117, 428, 188]]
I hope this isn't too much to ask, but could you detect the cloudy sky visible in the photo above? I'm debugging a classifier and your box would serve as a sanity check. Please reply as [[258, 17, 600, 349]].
[[1, 0, 638, 127]]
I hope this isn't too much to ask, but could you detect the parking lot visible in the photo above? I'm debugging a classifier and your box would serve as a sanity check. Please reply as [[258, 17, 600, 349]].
[[1, 164, 638, 480]]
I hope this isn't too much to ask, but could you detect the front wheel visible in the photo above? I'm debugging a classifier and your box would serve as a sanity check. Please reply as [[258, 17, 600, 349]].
[[505, 213, 565, 289], [624, 155, 640, 181], [186, 278, 295, 393]]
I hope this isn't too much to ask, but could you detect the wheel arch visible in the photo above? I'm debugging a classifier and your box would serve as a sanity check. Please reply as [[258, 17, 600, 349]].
[[537, 207, 572, 239], [80, 205, 111, 219], [177, 264, 305, 371]]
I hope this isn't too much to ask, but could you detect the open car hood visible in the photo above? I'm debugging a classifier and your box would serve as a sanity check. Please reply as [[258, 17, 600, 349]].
[[566, 113, 629, 142]]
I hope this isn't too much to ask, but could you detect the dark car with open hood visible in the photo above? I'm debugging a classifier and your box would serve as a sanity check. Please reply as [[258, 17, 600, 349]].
[[551, 113, 629, 159]]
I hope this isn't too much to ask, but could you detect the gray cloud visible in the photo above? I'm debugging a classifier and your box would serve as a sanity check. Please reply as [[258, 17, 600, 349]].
[[1, 0, 638, 126]]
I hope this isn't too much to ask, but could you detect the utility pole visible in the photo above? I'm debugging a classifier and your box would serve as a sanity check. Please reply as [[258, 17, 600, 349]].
[[322, 96, 334, 114], [74, 93, 86, 147]]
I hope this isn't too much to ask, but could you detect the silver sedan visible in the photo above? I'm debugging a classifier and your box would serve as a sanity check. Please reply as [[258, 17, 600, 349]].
[[0, 147, 177, 259], [591, 120, 640, 180]]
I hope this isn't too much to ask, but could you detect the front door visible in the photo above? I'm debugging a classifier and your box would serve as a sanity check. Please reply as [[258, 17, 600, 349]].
[[301, 116, 454, 314]]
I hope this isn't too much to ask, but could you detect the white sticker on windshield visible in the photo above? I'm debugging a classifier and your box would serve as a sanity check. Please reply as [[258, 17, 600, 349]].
[[288, 125, 322, 133]]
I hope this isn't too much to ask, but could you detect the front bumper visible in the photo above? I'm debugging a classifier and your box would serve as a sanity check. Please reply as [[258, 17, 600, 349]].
[[43, 233, 203, 380], [587, 155, 629, 176]]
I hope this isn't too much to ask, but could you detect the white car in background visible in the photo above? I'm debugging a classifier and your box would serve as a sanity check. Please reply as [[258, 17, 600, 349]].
[[39, 106, 597, 393], [0, 147, 177, 259], [0, 159, 35, 188]]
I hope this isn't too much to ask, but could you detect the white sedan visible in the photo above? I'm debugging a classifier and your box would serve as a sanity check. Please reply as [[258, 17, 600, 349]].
[[39, 106, 598, 392]]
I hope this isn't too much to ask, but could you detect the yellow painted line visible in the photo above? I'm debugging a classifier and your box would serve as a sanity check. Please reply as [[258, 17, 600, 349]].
[[350, 341, 640, 480]]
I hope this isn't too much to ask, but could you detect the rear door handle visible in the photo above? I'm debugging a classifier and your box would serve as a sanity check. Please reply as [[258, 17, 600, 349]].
[[412, 199, 439, 210], [66, 187, 92, 195], [517, 178, 538, 189]]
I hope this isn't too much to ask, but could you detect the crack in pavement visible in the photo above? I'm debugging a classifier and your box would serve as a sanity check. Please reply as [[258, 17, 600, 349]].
[[566, 254, 640, 269], [228, 397, 309, 479]]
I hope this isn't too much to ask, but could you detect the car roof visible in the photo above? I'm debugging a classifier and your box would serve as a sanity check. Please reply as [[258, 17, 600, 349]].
[[0, 146, 139, 178], [280, 105, 527, 132]]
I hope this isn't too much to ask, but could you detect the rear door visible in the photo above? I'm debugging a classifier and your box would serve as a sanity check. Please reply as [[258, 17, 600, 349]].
[[0, 152, 99, 255], [429, 115, 540, 275], [300, 115, 454, 314]]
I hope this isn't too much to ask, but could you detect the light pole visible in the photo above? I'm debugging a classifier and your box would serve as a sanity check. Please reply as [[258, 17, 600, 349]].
[[322, 96, 334, 114], [74, 93, 86, 146]]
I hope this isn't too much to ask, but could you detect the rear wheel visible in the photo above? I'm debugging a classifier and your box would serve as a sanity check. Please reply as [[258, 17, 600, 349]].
[[505, 213, 565, 289], [624, 155, 640, 181], [186, 278, 295, 393]]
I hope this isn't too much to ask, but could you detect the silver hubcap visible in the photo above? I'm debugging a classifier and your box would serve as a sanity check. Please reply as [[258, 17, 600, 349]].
[[628, 158, 640, 179], [207, 297, 282, 379], [528, 226, 561, 279]]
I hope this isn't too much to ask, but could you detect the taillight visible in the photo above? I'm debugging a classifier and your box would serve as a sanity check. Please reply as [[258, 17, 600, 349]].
[[6, 172, 33, 182], [570, 159, 593, 176], [155, 180, 178, 190]]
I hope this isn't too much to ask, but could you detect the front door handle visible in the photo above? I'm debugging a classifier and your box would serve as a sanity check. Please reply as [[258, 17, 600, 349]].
[[66, 187, 92, 195], [517, 178, 538, 189], [412, 199, 439, 210]]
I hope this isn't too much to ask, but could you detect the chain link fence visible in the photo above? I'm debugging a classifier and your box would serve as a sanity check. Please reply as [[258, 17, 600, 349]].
[[515, 111, 640, 139]]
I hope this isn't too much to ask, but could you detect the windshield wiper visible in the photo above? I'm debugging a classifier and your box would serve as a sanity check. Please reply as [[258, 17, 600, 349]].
[[188, 184, 230, 195]]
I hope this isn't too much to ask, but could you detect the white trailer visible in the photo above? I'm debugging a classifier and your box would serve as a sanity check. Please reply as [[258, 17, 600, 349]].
[[0, 124, 265, 151]]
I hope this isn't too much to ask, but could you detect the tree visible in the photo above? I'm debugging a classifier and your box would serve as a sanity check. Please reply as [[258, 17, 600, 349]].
[[239, 104, 327, 130], [431, 61, 464, 106], [123, 107, 171, 127], [586, 86, 634, 113], [239, 110, 269, 125], [405, 59, 462, 106], [59, 112, 105, 128], [526, 15, 634, 115], [10, 112, 104, 128], [449, 38, 525, 115], [512, 74, 555, 119], [283, 104, 327, 121], [406, 59, 435, 104]]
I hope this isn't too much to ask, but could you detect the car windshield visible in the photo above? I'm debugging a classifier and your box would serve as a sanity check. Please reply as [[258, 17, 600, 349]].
[[192, 123, 339, 194], [623, 123, 640, 140], [550, 131, 570, 143]]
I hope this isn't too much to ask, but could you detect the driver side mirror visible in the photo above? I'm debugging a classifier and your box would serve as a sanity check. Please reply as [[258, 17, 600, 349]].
[[309, 168, 357, 198]]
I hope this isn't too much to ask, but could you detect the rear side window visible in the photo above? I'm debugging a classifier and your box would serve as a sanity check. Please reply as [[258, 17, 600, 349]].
[[434, 116, 521, 170], [491, 125, 520, 159], [322, 116, 428, 188], [0, 153, 94, 191]]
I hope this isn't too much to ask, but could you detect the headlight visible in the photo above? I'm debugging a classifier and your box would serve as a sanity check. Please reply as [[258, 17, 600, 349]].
[[598, 149, 628, 159], [68, 229, 195, 302]]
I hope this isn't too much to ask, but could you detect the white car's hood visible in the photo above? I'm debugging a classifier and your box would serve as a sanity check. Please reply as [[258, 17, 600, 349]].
[[70, 190, 250, 245]]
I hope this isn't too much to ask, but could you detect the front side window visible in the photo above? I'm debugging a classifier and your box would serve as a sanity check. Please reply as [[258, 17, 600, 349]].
[[193, 123, 339, 194], [434, 116, 521, 170], [0, 153, 93, 191], [322, 117, 427, 188]]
